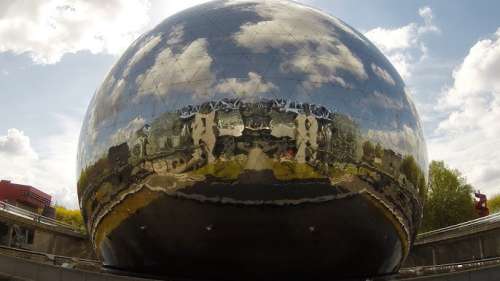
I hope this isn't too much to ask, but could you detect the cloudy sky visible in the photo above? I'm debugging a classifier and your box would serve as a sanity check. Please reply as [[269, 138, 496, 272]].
[[0, 0, 499, 208]]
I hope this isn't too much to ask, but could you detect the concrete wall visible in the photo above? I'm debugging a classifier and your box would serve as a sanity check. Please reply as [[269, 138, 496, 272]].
[[0, 209, 95, 259], [0, 253, 154, 281], [405, 227, 500, 267], [29, 228, 95, 259]]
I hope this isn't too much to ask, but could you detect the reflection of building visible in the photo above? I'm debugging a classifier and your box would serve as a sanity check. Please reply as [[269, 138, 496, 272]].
[[217, 110, 244, 137], [322, 114, 361, 163], [192, 112, 216, 163], [362, 141, 404, 178], [0, 180, 52, 214], [382, 149, 403, 177]]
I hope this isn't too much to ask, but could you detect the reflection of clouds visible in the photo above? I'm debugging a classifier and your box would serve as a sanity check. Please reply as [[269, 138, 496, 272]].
[[328, 16, 370, 46], [232, 1, 368, 88], [215, 72, 276, 97], [166, 24, 184, 45], [78, 0, 427, 183], [371, 63, 396, 86], [91, 75, 119, 130], [123, 35, 162, 77], [81, 117, 146, 170], [368, 91, 403, 110], [136, 38, 214, 100], [110, 117, 146, 146], [403, 88, 424, 131], [225, 0, 368, 46], [109, 78, 126, 108], [366, 124, 427, 170], [287, 45, 364, 90]]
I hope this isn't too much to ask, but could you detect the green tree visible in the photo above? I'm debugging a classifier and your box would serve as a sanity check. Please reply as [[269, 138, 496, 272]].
[[421, 161, 477, 232], [490, 194, 500, 214]]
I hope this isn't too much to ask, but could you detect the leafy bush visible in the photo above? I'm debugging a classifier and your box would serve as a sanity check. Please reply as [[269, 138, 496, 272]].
[[421, 161, 477, 232], [54, 205, 84, 230], [490, 194, 500, 214]]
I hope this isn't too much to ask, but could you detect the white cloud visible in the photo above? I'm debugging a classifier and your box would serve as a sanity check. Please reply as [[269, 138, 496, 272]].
[[0, 128, 38, 159], [0, 116, 81, 208], [364, 6, 439, 80], [151, 0, 211, 19], [0, 0, 151, 64], [365, 24, 418, 53], [430, 28, 500, 196], [418, 6, 439, 34]]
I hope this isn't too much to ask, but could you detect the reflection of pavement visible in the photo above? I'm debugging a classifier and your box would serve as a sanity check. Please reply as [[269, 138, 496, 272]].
[[244, 147, 272, 170], [143, 172, 204, 192]]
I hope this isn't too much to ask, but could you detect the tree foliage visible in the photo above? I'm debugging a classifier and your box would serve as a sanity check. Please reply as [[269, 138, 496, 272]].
[[54, 205, 85, 230], [490, 194, 500, 214], [421, 161, 477, 232]]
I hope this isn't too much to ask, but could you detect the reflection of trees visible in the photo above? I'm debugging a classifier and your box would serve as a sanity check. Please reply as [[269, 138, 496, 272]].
[[361, 140, 426, 198], [79, 99, 427, 194], [359, 139, 426, 236], [77, 158, 111, 199], [400, 155, 426, 200], [78, 98, 426, 238]]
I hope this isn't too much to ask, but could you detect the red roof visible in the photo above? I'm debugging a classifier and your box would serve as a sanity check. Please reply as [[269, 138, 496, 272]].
[[0, 180, 52, 209]]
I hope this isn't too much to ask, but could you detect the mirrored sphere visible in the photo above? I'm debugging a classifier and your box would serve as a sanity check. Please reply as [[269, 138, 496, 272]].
[[77, 0, 427, 279]]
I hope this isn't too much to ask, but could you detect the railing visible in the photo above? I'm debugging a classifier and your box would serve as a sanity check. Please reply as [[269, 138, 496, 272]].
[[0, 201, 85, 234], [0, 245, 99, 268], [417, 212, 500, 240], [399, 256, 500, 279]]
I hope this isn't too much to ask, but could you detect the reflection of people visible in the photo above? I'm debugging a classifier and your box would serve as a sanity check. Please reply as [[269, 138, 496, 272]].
[[191, 112, 216, 163], [130, 125, 150, 164], [295, 114, 318, 163]]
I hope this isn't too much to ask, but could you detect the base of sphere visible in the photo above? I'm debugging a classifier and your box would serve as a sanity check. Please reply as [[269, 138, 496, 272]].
[[103, 265, 397, 281], [97, 191, 404, 281]]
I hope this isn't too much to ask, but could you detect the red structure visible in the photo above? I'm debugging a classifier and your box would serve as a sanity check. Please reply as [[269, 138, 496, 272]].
[[0, 180, 51, 212], [474, 191, 490, 217]]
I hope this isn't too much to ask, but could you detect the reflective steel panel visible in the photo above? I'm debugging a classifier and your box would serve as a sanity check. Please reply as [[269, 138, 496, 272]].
[[77, 1, 428, 279]]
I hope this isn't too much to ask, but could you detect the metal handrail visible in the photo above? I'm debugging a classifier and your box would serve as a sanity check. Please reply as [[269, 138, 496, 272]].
[[0, 245, 98, 265], [399, 256, 500, 278], [417, 212, 500, 239], [0, 201, 84, 233]]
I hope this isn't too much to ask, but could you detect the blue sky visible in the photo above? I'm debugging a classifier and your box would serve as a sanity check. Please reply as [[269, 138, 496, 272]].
[[1, 0, 499, 207]]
